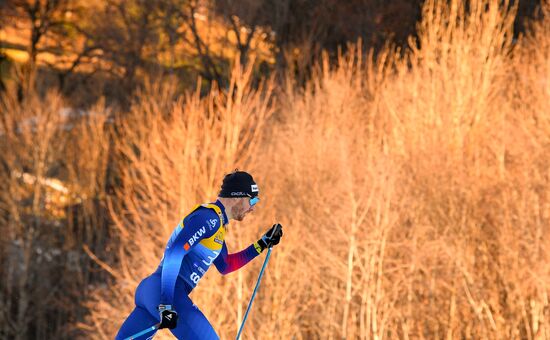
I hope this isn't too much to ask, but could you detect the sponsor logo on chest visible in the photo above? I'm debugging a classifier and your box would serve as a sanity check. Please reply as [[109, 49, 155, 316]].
[[206, 218, 218, 230], [214, 230, 224, 245], [201, 250, 220, 266]]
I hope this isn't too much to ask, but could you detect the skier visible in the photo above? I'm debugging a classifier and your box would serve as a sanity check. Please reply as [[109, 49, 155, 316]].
[[116, 170, 283, 339]]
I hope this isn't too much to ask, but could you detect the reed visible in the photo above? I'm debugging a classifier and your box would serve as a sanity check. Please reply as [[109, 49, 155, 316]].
[[0, 0, 548, 339]]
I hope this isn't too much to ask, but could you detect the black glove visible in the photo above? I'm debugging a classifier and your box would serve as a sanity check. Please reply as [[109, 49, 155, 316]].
[[158, 304, 178, 329], [257, 223, 283, 251]]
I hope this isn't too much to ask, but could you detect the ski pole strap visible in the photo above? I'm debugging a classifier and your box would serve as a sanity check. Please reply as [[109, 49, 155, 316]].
[[123, 323, 160, 340], [235, 247, 272, 340]]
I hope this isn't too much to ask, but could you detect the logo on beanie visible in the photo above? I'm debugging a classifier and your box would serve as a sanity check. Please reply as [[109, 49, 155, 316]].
[[231, 192, 246, 196], [251, 184, 258, 192]]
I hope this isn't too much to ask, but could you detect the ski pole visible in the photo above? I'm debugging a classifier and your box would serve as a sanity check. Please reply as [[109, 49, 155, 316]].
[[123, 323, 160, 340], [236, 247, 273, 340]]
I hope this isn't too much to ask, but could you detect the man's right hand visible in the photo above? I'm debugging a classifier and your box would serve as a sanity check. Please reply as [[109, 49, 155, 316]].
[[257, 223, 283, 251], [158, 305, 178, 329]]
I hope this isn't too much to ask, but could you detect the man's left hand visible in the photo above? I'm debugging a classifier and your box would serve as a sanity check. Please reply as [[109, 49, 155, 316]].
[[158, 305, 178, 329]]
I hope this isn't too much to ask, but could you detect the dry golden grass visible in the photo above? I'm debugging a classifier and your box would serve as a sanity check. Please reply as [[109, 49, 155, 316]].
[[1, 0, 549, 339], [80, 0, 550, 339], [0, 85, 113, 338], [79, 60, 275, 340]]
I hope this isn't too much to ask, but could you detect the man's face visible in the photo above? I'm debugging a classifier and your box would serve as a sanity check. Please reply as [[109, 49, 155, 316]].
[[231, 197, 256, 221]]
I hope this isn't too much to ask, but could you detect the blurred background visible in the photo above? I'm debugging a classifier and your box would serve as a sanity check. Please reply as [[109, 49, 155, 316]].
[[0, 0, 549, 339]]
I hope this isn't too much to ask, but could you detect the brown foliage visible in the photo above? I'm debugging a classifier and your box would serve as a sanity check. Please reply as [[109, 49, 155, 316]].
[[1, 0, 549, 339], [0, 85, 112, 338]]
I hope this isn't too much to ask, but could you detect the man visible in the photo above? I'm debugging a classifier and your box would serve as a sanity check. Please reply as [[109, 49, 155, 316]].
[[116, 170, 283, 339]]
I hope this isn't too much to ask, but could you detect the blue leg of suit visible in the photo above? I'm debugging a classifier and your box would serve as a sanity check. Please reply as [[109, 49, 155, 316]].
[[116, 273, 219, 340]]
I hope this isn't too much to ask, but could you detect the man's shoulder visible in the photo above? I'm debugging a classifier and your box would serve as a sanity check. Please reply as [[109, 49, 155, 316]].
[[185, 205, 222, 233]]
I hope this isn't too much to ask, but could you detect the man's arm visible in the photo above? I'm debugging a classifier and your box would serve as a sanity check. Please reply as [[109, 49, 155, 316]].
[[214, 224, 283, 275], [160, 212, 217, 306], [213, 242, 262, 275]]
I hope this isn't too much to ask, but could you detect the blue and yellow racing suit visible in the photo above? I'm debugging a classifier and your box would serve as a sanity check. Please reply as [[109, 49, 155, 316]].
[[116, 200, 262, 340]]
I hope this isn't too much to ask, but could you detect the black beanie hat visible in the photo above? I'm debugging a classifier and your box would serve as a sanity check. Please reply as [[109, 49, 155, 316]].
[[219, 171, 259, 198]]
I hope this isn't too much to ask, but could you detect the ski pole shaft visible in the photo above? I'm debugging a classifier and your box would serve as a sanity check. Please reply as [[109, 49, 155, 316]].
[[123, 323, 160, 340], [236, 247, 272, 340]]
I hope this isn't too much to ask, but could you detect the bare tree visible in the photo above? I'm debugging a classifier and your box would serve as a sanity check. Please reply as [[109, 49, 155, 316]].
[[3, 1, 82, 92]]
